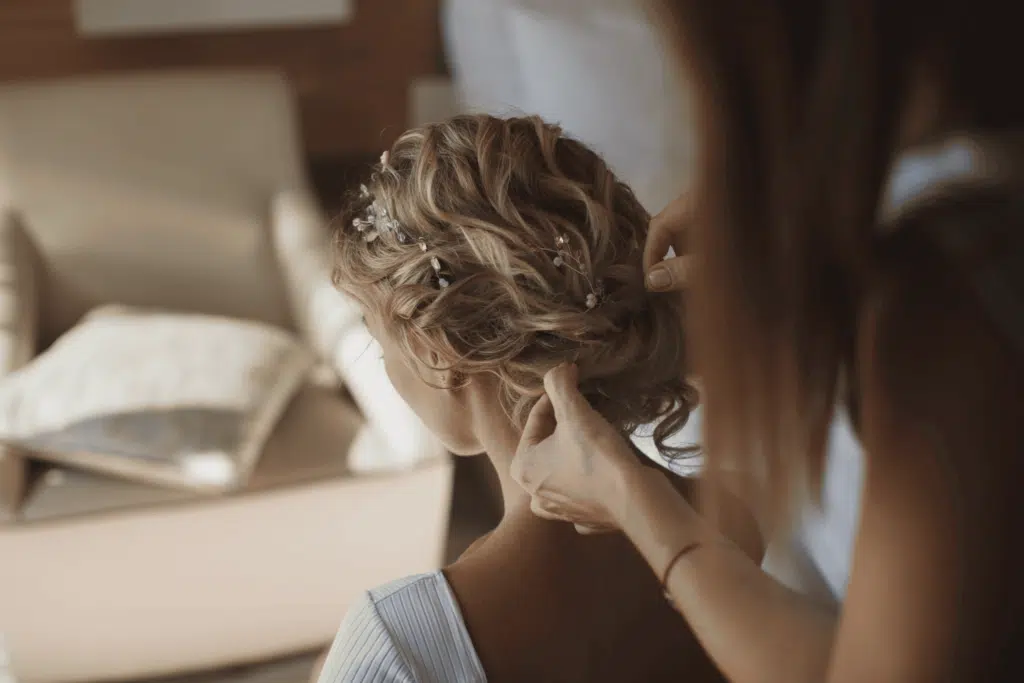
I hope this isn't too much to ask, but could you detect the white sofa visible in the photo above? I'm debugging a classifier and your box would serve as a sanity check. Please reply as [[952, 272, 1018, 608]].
[[0, 71, 453, 683]]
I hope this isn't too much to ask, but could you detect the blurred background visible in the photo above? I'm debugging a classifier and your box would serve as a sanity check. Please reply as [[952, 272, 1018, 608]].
[[0, 1, 695, 682]]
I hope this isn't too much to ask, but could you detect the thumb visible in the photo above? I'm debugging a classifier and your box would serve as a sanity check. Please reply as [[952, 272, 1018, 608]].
[[512, 394, 555, 493], [643, 192, 690, 273], [645, 254, 691, 292], [542, 363, 586, 421], [519, 393, 555, 450]]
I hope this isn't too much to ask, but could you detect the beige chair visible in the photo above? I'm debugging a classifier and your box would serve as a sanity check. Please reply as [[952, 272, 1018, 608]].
[[0, 71, 453, 683]]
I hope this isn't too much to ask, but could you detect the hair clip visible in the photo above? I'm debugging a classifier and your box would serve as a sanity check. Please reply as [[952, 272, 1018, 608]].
[[352, 185, 452, 290], [354, 199, 407, 243], [551, 233, 602, 310], [429, 256, 451, 288], [380, 150, 390, 168]]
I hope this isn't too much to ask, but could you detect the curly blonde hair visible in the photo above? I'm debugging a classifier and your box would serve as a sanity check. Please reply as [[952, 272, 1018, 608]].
[[332, 114, 697, 459]]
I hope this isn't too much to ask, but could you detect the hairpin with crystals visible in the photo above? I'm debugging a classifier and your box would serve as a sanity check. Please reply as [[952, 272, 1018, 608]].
[[351, 184, 408, 244], [551, 233, 604, 309], [351, 169, 453, 290]]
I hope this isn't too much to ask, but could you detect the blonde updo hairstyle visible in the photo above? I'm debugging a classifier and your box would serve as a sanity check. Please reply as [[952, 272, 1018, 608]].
[[332, 114, 697, 459]]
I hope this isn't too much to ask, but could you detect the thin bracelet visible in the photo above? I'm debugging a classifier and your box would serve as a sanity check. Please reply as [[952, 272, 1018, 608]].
[[660, 541, 702, 609]]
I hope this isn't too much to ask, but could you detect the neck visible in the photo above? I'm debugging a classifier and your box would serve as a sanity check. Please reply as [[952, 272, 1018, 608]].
[[472, 410, 532, 519]]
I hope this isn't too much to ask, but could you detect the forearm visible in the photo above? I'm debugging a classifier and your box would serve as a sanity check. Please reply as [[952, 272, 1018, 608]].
[[664, 470, 765, 563], [618, 466, 837, 683]]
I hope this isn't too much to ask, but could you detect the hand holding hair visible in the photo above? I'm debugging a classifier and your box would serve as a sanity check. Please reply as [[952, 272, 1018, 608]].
[[644, 192, 692, 292], [511, 363, 647, 531]]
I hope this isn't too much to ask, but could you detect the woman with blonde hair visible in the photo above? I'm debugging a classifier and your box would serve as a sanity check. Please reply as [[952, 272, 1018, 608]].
[[316, 114, 760, 683], [512, 0, 1024, 681]]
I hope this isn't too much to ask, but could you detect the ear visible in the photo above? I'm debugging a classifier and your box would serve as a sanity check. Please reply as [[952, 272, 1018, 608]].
[[407, 332, 464, 391], [417, 346, 456, 390]]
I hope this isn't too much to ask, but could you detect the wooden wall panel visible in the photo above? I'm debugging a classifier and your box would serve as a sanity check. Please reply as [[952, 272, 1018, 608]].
[[0, 0, 444, 159]]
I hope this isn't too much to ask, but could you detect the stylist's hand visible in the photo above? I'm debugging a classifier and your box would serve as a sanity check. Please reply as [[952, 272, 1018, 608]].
[[644, 192, 691, 292], [511, 363, 649, 534]]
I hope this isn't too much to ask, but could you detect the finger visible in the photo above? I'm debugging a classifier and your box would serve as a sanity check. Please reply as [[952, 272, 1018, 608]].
[[542, 363, 585, 422], [512, 395, 556, 492], [518, 394, 555, 451], [574, 523, 617, 535], [644, 193, 690, 273], [645, 254, 691, 292]]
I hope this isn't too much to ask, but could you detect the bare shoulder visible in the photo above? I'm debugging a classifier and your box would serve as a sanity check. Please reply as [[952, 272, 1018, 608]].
[[833, 234, 1024, 680], [861, 229, 1024, 466], [858, 228, 1024, 540]]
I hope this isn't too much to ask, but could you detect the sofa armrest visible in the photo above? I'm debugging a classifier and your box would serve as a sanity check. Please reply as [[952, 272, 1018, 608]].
[[270, 190, 361, 362], [270, 191, 447, 473], [0, 210, 40, 515], [335, 324, 448, 473]]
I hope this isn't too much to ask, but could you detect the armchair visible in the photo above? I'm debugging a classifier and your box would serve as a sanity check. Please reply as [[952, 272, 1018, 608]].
[[0, 71, 452, 683], [0, 210, 38, 516]]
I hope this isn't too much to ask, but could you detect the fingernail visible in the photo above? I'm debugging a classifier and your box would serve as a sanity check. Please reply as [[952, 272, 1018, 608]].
[[647, 268, 671, 290]]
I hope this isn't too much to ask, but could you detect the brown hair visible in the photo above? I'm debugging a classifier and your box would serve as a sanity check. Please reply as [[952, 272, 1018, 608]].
[[653, 0, 1024, 515], [332, 114, 698, 459]]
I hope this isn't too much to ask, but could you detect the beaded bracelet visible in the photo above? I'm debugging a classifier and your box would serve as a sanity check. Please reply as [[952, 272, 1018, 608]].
[[660, 541, 703, 610]]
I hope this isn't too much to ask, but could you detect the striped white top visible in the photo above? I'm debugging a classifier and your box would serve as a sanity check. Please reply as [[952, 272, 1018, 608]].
[[318, 571, 487, 683]]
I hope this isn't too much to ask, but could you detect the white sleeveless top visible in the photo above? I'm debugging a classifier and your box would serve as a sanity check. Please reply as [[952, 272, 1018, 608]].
[[318, 571, 486, 683]]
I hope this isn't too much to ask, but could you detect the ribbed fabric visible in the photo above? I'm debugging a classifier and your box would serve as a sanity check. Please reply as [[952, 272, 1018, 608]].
[[318, 572, 487, 683]]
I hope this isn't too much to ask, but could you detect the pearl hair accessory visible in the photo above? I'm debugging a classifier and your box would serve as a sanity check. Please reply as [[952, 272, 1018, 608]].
[[551, 233, 604, 309]]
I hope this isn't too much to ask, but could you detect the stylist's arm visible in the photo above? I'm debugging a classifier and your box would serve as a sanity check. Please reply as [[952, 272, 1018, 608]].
[[511, 364, 837, 683], [510, 196, 837, 683]]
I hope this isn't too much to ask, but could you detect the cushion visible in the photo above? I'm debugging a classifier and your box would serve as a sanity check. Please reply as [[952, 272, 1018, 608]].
[[271, 190, 447, 473], [0, 305, 314, 492], [331, 323, 447, 473], [0, 211, 39, 516], [17, 385, 364, 522], [270, 190, 361, 370]]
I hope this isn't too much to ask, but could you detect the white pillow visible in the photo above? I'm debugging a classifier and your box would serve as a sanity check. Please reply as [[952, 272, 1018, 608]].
[[331, 323, 447, 473], [0, 306, 314, 492]]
